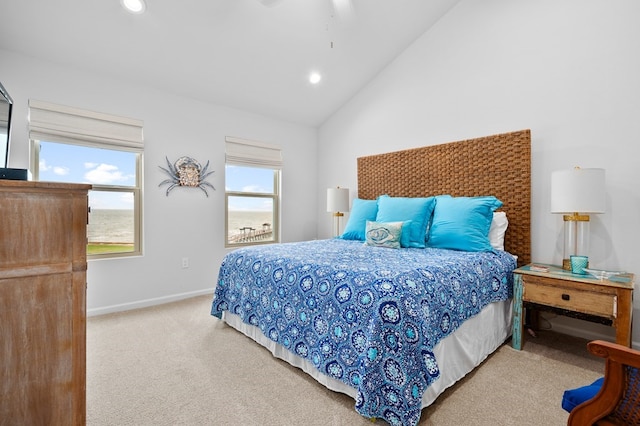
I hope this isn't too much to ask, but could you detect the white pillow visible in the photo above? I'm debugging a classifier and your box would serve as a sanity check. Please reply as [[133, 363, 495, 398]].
[[488, 211, 508, 251]]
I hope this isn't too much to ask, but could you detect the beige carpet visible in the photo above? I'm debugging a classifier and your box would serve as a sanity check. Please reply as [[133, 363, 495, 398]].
[[87, 295, 603, 425]]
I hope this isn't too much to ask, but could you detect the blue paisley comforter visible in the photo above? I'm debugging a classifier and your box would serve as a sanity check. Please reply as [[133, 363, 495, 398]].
[[211, 239, 516, 426]]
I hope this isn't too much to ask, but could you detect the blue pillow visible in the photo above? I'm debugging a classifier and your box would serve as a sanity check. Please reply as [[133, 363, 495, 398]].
[[375, 195, 436, 248], [340, 198, 378, 241], [561, 377, 604, 412], [427, 195, 503, 252], [364, 220, 404, 249]]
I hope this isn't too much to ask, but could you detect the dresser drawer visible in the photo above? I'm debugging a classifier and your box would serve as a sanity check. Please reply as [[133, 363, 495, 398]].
[[523, 281, 616, 318]]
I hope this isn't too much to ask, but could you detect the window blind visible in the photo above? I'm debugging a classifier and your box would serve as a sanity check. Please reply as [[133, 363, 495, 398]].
[[28, 99, 144, 150], [225, 136, 282, 169]]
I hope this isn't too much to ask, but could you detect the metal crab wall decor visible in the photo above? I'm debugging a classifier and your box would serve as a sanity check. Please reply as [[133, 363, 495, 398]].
[[159, 156, 215, 197]]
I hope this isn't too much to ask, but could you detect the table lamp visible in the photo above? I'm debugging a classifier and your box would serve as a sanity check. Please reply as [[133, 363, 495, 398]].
[[551, 167, 606, 270], [327, 187, 349, 237]]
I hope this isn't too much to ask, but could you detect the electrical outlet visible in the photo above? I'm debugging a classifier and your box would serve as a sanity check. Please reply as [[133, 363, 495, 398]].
[[182, 257, 189, 268]]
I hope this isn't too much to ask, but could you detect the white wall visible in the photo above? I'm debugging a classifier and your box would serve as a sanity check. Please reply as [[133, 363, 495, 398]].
[[317, 0, 640, 347], [0, 49, 318, 315]]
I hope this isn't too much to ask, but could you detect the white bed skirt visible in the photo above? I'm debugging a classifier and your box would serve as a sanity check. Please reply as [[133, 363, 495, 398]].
[[221, 298, 513, 409]]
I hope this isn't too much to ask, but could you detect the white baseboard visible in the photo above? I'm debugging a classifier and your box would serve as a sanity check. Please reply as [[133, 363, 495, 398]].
[[87, 288, 214, 317], [549, 322, 612, 341], [546, 317, 639, 350]]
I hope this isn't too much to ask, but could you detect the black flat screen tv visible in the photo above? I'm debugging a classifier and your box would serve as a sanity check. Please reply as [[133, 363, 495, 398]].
[[1, 81, 13, 169], [0, 81, 27, 180]]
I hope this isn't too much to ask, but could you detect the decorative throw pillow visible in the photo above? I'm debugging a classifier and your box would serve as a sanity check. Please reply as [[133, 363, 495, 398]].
[[375, 195, 436, 248], [488, 211, 509, 251], [364, 220, 404, 249], [427, 195, 503, 252], [562, 377, 604, 413], [340, 198, 378, 241]]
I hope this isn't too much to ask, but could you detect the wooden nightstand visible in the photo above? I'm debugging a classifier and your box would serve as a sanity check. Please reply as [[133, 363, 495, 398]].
[[512, 263, 634, 350]]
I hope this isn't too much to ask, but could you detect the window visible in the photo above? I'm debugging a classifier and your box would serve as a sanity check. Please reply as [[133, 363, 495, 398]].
[[225, 137, 281, 247], [29, 100, 143, 258]]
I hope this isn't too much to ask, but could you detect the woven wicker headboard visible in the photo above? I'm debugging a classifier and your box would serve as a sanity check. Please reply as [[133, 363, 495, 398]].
[[357, 129, 531, 266]]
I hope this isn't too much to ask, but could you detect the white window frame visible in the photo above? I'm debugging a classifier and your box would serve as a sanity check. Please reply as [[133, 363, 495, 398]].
[[225, 136, 281, 248], [28, 100, 144, 259]]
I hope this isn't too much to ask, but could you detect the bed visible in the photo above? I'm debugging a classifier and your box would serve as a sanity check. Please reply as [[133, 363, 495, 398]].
[[211, 130, 531, 426]]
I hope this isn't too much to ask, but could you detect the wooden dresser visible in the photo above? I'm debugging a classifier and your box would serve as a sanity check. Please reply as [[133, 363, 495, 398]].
[[0, 180, 91, 425]]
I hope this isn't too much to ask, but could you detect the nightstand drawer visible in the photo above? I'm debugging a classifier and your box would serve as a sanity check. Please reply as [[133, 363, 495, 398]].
[[523, 282, 616, 318]]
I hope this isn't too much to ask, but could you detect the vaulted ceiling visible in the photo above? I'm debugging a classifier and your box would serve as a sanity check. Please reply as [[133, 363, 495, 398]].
[[0, 0, 461, 126]]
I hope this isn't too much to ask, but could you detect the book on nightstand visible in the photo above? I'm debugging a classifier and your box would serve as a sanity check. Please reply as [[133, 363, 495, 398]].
[[529, 264, 550, 273]]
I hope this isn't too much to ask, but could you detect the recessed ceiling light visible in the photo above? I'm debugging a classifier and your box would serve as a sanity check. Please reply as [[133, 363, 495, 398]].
[[309, 72, 322, 85], [257, 0, 285, 7], [121, 0, 146, 14]]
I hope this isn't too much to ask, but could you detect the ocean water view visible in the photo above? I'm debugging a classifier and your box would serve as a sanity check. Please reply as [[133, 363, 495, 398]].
[[88, 209, 273, 244], [88, 209, 134, 243], [228, 210, 273, 239]]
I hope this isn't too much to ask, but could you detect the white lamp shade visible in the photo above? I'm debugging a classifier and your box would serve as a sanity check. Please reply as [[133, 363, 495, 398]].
[[550, 168, 606, 214], [327, 187, 349, 213]]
